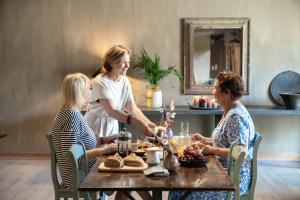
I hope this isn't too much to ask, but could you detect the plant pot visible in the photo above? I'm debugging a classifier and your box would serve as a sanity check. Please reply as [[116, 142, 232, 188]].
[[146, 86, 162, 108]]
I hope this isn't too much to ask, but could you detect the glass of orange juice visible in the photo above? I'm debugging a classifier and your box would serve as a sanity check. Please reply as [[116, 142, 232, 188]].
[[177, 145, 186, 157]]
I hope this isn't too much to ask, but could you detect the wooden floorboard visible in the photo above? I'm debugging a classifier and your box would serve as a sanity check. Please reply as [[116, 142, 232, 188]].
[[0, 158, 300, 200]]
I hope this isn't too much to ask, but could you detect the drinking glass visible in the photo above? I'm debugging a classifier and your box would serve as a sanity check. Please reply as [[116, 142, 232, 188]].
[[180, 122, 189, 136], [130, 138, 141, 152]]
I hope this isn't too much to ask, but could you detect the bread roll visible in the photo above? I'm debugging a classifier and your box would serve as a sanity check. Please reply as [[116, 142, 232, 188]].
[[124, 153, 145, 167], [104, 153, 124, 168]]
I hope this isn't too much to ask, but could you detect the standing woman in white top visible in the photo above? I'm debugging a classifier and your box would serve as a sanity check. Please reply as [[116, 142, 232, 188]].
[[85, 45, 156, 138]]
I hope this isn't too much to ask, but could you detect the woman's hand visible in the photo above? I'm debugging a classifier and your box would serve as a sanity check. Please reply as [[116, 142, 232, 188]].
[[106, 134, 118, 143], [148, 121, 156, 129], [191, 133, 205, 142], [201, 145, 215, 155], [190, 141, 205, 149], [99, 143, 117, 155], [97, 134, 118, 145], [142, 124, 154, 136]]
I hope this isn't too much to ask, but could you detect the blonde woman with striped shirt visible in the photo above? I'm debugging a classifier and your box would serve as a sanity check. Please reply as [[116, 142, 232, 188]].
[[50, 73, 117, 190]]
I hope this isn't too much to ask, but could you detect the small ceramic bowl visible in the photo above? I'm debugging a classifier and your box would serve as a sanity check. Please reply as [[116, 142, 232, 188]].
[[134, 149, 146, 157]]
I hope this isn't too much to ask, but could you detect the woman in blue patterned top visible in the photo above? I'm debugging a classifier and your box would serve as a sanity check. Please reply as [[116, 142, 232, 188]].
[[169, 72, 255, 200]]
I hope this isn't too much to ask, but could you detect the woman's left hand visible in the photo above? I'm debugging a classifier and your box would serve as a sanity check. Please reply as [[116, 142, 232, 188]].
[[148, 122, 156, 129]]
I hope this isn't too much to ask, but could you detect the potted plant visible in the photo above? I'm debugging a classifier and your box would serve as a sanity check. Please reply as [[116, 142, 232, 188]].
[[134, 48, 183, 108]]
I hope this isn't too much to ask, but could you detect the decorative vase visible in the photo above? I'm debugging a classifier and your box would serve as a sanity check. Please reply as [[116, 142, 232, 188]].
[[163, 149, 179, 172], [166, 128, 173, 139], [146, 86, 162, 108]]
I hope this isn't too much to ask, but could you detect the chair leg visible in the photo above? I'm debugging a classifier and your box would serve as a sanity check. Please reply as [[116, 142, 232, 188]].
[[89, 191, 97, 200], [84, 191, 91, 200], [226, 191, 232, 200], [54, 193, 60, 200], [73, 192, 80, 200]]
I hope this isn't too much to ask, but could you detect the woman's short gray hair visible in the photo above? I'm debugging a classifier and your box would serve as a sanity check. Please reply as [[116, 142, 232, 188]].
[[61, 73, 89, 107]]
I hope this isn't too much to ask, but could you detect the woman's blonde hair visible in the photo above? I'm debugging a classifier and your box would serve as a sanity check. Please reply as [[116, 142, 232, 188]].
[[61, 73, 90, 107], [102, 45, 131, 73]]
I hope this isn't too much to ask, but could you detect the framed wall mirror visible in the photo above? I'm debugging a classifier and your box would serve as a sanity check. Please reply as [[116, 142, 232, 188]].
[[182, 18, 250, 94]]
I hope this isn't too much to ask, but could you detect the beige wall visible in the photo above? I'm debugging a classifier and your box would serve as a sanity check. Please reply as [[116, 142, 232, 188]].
[[0, 0, 300, 154]]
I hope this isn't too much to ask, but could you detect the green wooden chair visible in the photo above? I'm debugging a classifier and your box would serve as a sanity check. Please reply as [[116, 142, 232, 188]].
[[226, 143, 247, 200], [46, 134, 101, 200], [226, 132, 262, 200]]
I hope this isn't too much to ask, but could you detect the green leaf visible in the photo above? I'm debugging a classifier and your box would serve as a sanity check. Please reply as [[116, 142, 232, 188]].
[[134, 48, 183, 87]]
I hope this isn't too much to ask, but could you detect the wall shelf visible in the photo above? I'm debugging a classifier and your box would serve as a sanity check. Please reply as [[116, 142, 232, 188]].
[[141, 106, 300, 116]]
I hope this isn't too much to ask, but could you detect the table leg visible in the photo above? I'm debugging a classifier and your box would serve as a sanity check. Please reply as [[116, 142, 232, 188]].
[[89, 191, 97, 200], [152, 190, 162, 200], [124, 191, 135, 200]]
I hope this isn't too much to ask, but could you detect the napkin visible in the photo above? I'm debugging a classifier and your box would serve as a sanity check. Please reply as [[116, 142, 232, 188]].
[[143, 166, 169, 176]]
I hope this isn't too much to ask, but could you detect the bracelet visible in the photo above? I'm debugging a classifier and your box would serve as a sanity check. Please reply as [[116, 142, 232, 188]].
[[126, 115, 132, 124], [99, 137, 104, 144]]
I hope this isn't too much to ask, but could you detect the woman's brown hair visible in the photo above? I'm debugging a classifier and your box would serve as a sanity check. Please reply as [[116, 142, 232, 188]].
[[216, 71, 245, 100]]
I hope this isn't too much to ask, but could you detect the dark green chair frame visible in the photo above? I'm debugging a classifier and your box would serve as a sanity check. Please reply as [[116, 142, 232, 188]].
[[46, 134, 101, 200]]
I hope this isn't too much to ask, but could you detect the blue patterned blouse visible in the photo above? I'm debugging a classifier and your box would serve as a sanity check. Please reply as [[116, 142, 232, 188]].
[[169, 102, 255, 200]]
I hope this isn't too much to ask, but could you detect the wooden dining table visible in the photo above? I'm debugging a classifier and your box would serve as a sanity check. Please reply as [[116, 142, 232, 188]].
[[79, 155, 235, 200]]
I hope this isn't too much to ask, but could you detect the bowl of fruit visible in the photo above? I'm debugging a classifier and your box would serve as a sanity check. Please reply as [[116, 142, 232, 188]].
[[178, 146, 207, 168]]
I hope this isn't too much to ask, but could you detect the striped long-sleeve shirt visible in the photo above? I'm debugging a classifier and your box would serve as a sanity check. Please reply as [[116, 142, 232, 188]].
[[50, 107, 97, 188]]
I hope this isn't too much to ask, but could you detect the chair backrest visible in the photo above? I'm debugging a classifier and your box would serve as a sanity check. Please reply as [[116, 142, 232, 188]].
[[226, 132, 262, 200], [47, 134, 96, 200], [68, 141, 89, 192], [246, 132, 262, 200], [46, 134, 60, 194], [226, 143, 247, 200]]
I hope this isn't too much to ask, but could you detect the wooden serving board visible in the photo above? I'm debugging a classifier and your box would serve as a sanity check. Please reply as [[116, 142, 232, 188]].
[[98, 162, 148, 172]]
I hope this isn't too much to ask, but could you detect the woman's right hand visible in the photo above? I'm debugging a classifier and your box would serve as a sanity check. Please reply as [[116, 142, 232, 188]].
[[191, 133, 205, 142]]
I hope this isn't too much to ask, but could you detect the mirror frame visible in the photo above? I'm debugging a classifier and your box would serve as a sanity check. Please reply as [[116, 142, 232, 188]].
[[182, 18, 250, 95]]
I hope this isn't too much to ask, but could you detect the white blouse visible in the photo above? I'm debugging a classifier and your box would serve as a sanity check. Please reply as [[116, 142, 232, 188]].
[[84, 74, 134, 137]]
